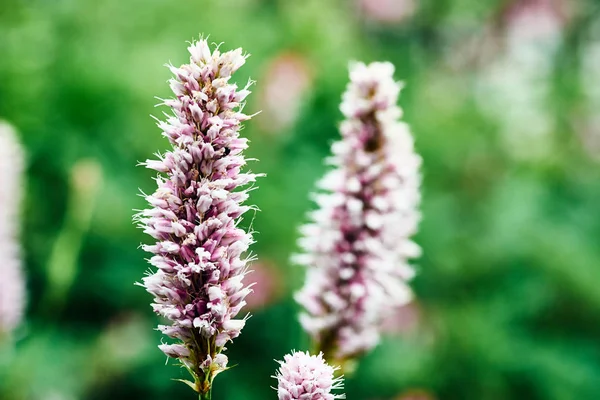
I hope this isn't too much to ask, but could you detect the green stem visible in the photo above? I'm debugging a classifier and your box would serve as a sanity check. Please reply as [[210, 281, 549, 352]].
[[199, 388, 212, 400]]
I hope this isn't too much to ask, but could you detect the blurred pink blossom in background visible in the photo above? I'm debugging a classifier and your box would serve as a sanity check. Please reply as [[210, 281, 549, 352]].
[[474, 0, 574, 161], [245, 260, 283, 311], [380, 301, 420, 335], [358, 0, 417, 24], [258, 52, 313, 134], [0, 121, 25, 338], [502, 0, 569, 42]]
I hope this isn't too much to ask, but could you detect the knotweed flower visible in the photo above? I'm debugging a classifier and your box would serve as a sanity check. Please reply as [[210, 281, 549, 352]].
[[135, 38, 259, 396], [274, 351, 345, 400], [0, 121, 25, 338], [294, 62, 421, 366]]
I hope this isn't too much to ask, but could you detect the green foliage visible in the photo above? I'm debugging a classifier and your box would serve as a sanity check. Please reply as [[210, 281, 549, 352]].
[[1, 0, 600, 399]]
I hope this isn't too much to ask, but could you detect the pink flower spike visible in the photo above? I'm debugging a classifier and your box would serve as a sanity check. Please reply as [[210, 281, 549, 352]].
[[0, 121, 25, 338], [294, 62, 422, 364], [135, 38, 260, 394], [274, 351, 345, 400]]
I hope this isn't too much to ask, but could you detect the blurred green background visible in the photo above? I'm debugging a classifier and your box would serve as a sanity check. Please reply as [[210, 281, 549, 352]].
[[2, 0, 600, 399]]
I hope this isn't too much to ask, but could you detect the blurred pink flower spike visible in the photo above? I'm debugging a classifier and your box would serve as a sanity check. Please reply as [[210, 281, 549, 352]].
[[502, 0, 569, 42], [258, 52, 313, 134], [0, 121, 25, 339], [135, 37, 261, 397], [294, 62, 422, 369], [274, 351, 345, 400], [358, 0, 417, 24], [245, 260, 284, 311], [380, 301, 421, 335]]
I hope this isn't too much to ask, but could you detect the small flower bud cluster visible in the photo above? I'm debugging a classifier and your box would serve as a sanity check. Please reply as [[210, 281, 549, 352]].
[[274, 351, 345, 400], [136, 39, 259, 392], [295, 62, 421, 362], [0, 121, 25, 337]]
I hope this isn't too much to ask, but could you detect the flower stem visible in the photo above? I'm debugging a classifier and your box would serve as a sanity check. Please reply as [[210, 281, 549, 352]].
[[199, 388, 212, 400]]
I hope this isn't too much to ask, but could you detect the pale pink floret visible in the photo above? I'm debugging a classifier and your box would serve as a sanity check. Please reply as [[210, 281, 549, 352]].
[[275, 351, 345, 400], [295, 62, 421, 362], [0, 121, 25, 337], [135, 39, 259, 392]]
